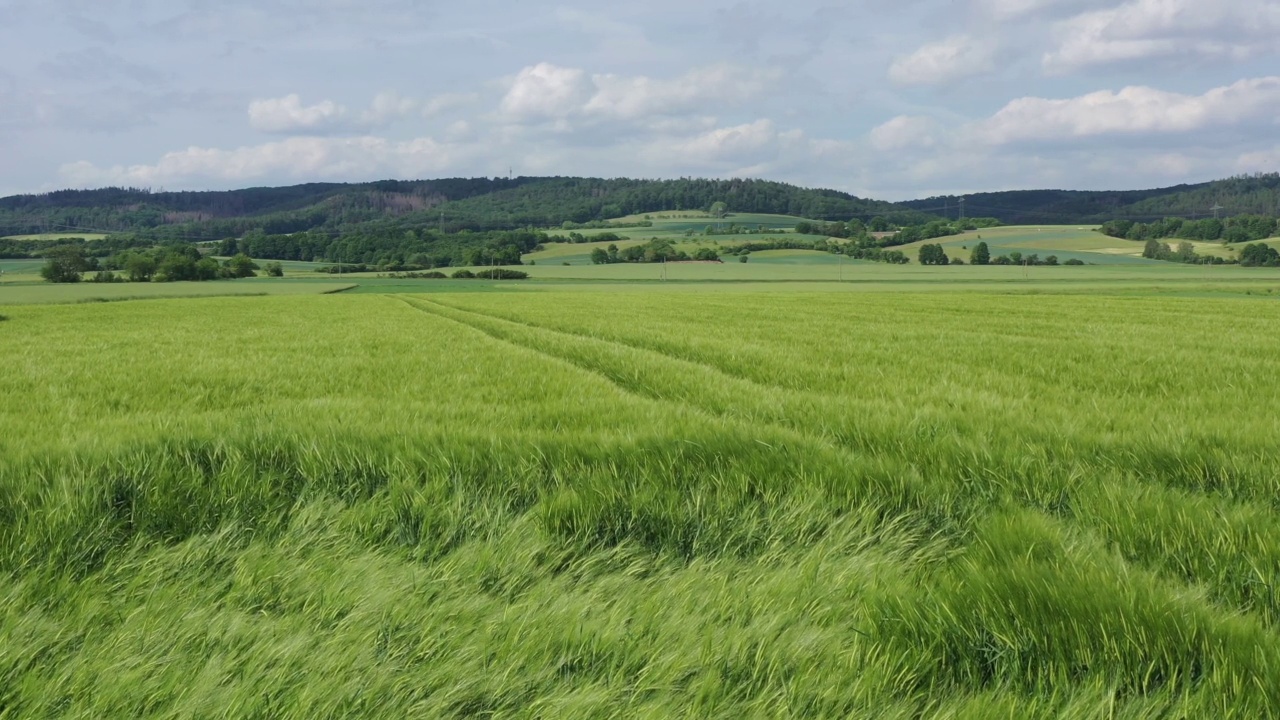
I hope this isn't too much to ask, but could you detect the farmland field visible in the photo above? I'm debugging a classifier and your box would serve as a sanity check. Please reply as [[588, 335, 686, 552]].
[[4, 288, 1280, 717], [0, 278, 357, 304]]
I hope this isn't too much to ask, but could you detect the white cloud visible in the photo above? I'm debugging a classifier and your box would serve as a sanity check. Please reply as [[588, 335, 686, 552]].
[[60, 135, 463, 187], [498, 63, 591, 122], [584, 64, 779, 121], [976, 77, 1280, 144], [250, 91, 473, 134], [870, 116, 939, 152], [248, 94, 348, 133], [497, 62, 779, 131], [660, 119, 781, 164], [359, 91, 416, 125], [1045, 0, 1280, 72], [888, 35, 996, 85]]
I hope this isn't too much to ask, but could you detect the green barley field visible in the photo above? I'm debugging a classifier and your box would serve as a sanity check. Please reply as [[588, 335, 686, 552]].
[[4, 284, 1280, 717]]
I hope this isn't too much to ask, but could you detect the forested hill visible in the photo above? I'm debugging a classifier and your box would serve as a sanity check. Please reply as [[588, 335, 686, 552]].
[[0, 177, 922, 239], [903, 174, 1280, 224]]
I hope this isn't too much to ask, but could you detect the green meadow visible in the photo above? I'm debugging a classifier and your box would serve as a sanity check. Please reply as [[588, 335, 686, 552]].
[[5, 221, 1280, 716], [4, 282, 1280, 717]]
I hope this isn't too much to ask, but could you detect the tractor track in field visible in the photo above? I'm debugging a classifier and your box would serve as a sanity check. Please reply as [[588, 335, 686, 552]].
[[396, 294, 832, 447], [395, 294, 1280, 633]]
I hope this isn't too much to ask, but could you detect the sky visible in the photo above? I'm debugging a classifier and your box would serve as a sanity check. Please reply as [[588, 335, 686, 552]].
[[1, 0, 1278, 201]]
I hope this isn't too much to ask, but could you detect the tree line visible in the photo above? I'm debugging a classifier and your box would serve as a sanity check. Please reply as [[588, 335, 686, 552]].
[[0, 177, 934, 239], [1100, 215, 1278, 244], [39, 244, 270, 284], [920, 241, 1085, 267]]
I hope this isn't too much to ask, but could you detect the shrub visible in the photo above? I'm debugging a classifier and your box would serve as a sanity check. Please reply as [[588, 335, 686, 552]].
[[739, 255, 749, 263], [474, 269, 529, 280], [0, 314, 8, 322], [1065, 258, 1086, 266], [265, 262, 284, 277], [224, 254, 259, 278], [89, 270, 121, 283], [451, 270, 476, 279]]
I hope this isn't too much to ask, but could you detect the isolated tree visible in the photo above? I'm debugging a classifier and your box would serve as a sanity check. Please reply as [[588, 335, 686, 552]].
[[40, 245, 89, 283], [195, 257, 221, 280], [709, 201, 728, 219], [265, 262, 285, 277], [590, 247, 609, 265], [119, 253, 157, 282], [918, 244, 949, 266], [155, 253, 198, 282], [1174, 241, 1197, 263], [225, 253, 259, 278], [970, 241, 991, 265]]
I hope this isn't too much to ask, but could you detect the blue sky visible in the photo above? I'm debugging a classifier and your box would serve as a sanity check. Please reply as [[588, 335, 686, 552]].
[[1, 0, 1278, 200]]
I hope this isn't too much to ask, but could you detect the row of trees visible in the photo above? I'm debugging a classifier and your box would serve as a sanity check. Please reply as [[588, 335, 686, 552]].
[[921, 242, 1085, 267], [1239, 243, 1280, 267], [902, 174, 1280, 224], [1101, 215, 1279, 244], [218, 227, 543, 268], [39, 244, 266, 283], [589, 241, 722, 264]]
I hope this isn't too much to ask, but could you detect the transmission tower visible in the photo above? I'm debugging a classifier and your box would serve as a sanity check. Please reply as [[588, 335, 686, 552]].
[[1211, 204, 1224, 220], [959, 197, 966, 222]]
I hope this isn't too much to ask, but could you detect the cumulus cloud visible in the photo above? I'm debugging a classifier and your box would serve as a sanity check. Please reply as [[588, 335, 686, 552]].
[[359, 91, 416, 125], [498, 63, 591, 122], [250, 91, 466, 133], [870, 116, 940, 152], [1045, 0, 1280, 72], [498, 62, 780, 129], [666, 119, 782, 163], [585, 64, 780, 120], [60, 135, 462, 187], [248, 94, 349, 133], [888, 35, 997, 85], [975, 77, 1280, 144]]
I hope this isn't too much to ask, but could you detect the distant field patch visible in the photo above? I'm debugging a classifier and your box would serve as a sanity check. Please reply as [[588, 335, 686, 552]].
[[0, 279, 355, 305]]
